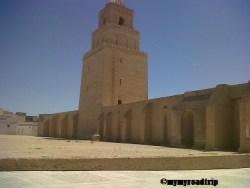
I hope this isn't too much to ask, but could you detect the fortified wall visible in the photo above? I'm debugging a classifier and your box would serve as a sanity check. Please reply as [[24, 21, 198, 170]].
[[100, 83, 250, 152], [40, 83, 250, 152], [39, 111, 78, 139]]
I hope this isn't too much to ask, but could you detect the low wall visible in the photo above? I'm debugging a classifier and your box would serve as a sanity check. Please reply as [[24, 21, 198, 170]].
[[1, 155, 250, 171]]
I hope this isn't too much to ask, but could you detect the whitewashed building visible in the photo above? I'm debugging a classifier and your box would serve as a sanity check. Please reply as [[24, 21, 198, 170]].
[[0, 109, 17, 135], [0, 108, 37, 136], [16, 122, 39, 136]]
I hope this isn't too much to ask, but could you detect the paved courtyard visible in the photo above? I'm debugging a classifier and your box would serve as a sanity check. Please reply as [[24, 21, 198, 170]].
[[0, 169, 250, 188], [0, 135, 250, 171]]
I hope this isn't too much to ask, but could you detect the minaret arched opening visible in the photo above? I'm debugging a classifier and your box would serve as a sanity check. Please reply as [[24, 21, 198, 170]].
[[118, 17, 125, 26]]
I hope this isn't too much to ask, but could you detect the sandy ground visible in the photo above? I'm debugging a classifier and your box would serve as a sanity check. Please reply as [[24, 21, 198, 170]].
[[1, 135, 250, 171], [0, 135, 243, 159]]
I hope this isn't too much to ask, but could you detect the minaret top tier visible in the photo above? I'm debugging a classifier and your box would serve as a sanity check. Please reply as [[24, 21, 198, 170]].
[[90, 0, 139, 51], [98, 0, 133, 29]]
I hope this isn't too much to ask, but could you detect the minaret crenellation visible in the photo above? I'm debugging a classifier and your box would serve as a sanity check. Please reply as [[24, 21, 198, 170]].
[[109, 0, 124, 6]]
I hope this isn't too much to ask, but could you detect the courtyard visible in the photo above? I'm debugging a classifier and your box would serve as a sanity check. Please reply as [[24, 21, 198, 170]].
[[0, 135, 249, 171]]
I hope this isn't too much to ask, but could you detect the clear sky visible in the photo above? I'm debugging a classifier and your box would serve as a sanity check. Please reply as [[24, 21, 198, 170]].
[[0, 0, 249, 115]]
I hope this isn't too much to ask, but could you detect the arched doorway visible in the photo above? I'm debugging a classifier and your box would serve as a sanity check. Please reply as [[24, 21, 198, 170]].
[[61, 115, 68, 138], [117, 116, 121, 143], [125, 110, 132, 143], [98, 114, 105, 141], [106, 113, 112, 142], [163, 113, 168, 145], [43, 120, 50, 137], [181, 112, 194, 147], [50, 117, 58, 137], [144, 103, 152, 144], [72, 113, 78, 138]]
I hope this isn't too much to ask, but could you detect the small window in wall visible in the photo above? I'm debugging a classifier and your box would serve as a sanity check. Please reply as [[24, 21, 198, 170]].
[[120, 58, 123, 63], [118, 100, 122, 105], [118, 17, 125, 26], [7, 124, 10, 128]]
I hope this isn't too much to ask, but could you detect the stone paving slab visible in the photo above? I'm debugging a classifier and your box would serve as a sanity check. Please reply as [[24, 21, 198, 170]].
[[0, 169, 250, 188], [0, 135, 250, 171]]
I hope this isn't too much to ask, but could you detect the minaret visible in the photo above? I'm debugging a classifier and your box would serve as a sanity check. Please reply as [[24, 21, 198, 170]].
[[77, 0, 148, 139]]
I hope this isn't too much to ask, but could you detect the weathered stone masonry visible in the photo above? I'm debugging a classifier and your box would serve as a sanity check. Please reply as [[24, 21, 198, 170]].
[[100, 83, 250, 152]]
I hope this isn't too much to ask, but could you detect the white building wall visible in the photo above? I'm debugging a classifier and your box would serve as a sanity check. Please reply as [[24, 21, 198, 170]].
[[0, 115, 17, 135], [0, 108, 27, 135], [16, 124, 39, 136]]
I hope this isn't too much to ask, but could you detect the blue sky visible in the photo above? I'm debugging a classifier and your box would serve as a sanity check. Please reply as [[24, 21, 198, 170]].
[[0, 0, 249, 115]]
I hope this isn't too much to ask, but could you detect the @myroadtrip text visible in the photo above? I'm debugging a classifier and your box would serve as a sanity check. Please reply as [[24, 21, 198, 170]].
[[160, 178, 219, 187]]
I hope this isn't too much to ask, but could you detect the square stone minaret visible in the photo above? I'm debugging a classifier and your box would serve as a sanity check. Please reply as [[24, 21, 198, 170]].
[[78, 0, 148, 139]]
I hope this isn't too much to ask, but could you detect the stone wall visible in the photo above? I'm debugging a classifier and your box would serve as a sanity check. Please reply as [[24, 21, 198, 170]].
[[101, 92, 209, 149], [39, 111, 78, 139], [100, 83, 250, 152], [39, 83, 250, 153], [239, 84, 250, 152]]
